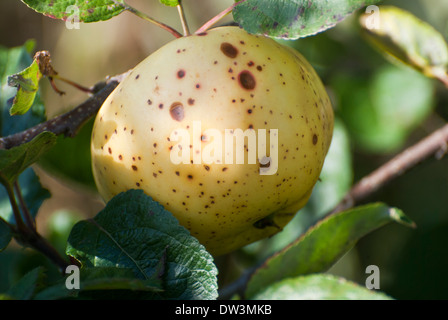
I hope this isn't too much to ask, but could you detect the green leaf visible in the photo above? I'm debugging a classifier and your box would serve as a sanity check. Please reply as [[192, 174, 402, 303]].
[[160, 0, 179, 7], [333, 64, 434, 153], [0, 42, 46, 136], [21, 0, 126, 23], [251, 274, 392, 300], [0, 217, 12, 251], [360, 6, 448, 86], [7, 60, 42, 116], [245, 203, 415, 298], [233, 0, 382, 39], [6, 267, 46, 300], [0, 132, 56, 186], [66, 189, 218, 300]]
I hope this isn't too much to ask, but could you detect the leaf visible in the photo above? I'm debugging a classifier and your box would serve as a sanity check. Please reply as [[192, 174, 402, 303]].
[[66, 189, 218, 300], [233, 0, 382, 40], [251, 274, 392, 300], [160, 0, 179, 7], [21, 0, 127, 23], [245, 203, 415, 298], [0, 218, 12, 251], [0, 42, 47, 136], [7, 60, 43, 116], [6, 267, 46, 300], [360, 6, 448, 86], [333, 64, 434, 153], [0, 132, 56, 186]]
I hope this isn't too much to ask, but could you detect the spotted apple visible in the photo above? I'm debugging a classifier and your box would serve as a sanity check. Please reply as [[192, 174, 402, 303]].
[[91, 26, 333, 256]]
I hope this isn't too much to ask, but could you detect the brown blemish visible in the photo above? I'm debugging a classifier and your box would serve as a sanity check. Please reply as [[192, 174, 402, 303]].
[[313, 134, 318, 145], [132, 165, 138, 171], [238, 71, 256, 90], [187, 98, 195, 105], [177, 69, 186, 78], [220, 42, 238, 58], [170, 102, 185, 122]]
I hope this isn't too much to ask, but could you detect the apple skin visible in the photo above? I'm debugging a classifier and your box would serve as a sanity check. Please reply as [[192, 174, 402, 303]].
[[91, 27, 334, 256]]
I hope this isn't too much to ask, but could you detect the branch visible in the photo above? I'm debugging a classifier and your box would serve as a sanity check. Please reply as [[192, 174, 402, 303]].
[[329, 122, 448, 215], [0, 71, 129, 150]]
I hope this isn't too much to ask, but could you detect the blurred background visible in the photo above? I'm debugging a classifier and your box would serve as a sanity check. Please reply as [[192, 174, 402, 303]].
[[1, 0, 448, 299]]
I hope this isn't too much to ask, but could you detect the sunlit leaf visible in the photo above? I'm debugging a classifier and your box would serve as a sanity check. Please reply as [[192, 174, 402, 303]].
[[160, 0, 179, 7], [7, 60, 42, 116], [21, 0, 126, 23], [360, 5, 448, 86]]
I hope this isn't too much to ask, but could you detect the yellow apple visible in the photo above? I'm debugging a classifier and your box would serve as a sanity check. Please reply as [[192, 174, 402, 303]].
[[91, 27, 334, 256]]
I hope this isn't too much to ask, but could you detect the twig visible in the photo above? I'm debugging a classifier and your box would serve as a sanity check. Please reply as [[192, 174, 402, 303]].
[[117, 2, 183, 38], [0, 72, 128, 150], [14, 180, 36, 231], [195, 0, 247, 34], [177, 0, 190, 36]]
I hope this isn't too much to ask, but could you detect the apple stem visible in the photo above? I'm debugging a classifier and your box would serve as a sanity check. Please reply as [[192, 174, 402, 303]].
[[177, 0, 190, 36], [121, 2, 183, 38], [195, 0, 247, 34]]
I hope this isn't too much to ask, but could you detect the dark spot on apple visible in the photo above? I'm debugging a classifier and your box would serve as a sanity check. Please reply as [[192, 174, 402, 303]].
[[170, 102, 184, 121], [220, 42, 238, 58], [177, 69, 185, 79], [238, 71, 256, 90]]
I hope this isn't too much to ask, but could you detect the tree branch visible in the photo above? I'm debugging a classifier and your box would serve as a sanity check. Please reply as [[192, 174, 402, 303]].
[[0, 71, 129, 150]]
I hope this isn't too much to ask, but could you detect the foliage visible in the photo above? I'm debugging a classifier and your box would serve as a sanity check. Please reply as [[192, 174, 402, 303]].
[[0, 0, 447, 300]]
